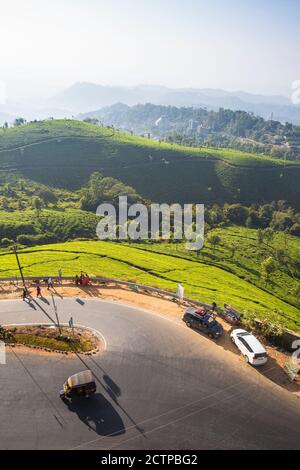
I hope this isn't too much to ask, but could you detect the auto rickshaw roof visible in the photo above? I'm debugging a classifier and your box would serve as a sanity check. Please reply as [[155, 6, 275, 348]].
[[68, 370, 94, 387]]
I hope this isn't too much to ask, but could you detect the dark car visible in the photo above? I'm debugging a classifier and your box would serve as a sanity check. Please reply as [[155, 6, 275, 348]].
[[183, 308, 223, 339]]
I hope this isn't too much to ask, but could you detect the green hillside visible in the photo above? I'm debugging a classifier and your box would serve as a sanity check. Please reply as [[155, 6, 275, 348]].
[[1, 239, 299, 332], [127, 226, 300, 311], [1, 120, 300, 206]]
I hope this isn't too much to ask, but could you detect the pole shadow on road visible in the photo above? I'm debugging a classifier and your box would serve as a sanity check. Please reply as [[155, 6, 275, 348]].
[[31, 298, 56, 324], [73, 353, 145, 436]]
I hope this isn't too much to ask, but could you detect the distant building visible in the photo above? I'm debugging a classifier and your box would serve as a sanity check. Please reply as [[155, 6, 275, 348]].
[[188, 119, 198, 130], [155, 115, 169, 130], [197, 124, 210, 137], [286, 137, 300, 149]]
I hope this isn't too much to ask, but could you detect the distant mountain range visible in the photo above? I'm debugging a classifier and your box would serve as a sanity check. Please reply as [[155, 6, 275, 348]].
[[2, 82, 300, 126], [0, 101, 72, 125], [49, 82, 300, 125]]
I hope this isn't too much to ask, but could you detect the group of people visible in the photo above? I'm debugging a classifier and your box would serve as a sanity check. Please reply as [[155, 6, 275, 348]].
[[21, 269, 92, 301], [36, 277, 55, 297], [22, 276, 56, 301], [75, 272, 90, 286]]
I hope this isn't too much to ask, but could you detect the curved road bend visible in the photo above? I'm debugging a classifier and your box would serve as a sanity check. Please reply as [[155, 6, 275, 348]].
[[0, 297, 299, 450]]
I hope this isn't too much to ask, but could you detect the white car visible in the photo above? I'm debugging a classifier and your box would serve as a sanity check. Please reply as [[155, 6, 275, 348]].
[[230, 329, 268, 366]]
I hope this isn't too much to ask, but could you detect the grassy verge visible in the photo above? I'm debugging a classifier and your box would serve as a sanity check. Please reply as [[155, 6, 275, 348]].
[[5, 326, 98, 353]]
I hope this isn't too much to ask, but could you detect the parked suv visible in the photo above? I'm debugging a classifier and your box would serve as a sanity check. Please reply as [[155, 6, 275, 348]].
[[230, 329, 268, 366], [183, 308, 223, 339]]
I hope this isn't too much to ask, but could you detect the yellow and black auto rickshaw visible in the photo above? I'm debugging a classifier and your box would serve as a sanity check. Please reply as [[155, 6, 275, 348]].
[[60, 370, 97, 401]]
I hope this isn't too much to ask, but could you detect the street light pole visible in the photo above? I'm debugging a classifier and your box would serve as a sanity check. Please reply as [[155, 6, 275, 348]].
[[13, 245, 27, 292]]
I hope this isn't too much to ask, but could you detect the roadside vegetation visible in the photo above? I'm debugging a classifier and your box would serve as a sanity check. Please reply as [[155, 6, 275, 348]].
[[1, 325, 98, 353]]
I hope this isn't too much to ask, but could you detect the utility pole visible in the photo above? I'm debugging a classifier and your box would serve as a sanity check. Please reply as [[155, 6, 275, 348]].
[[13, 245, 27, 292]]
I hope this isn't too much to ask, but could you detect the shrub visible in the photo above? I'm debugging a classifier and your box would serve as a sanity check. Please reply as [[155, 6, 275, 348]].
[[261, 256, 277, 282], [16, 233, 58, 246], [225, 204, 249, 225], [290, 223, 300, 237], [0, 325, 14, 341], [0, 237, 14, 248], [271, 211, 294, 231]]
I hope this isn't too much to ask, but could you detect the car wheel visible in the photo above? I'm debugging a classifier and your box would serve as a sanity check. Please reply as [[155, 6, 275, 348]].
[[231, 336, 235, 344], [186, 321, 192, 328], [244, 355, 250, 364], [208, 332, 213, 338]]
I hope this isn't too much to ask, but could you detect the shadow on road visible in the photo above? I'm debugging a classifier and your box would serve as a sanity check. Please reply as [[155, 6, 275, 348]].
[[103, 374, 121, 398], [25, 298, 37, 310], [65, 393, 125, 437], [31, 298, 56, 324], [49, 287, 63, 299], [187, 324, 300, 394], [74, 353, 145, 436], [256, 356, 300, 393]]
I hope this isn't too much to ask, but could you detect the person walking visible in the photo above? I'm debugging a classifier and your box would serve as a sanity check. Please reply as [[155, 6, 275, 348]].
[[22, 288, 27, 301], [47, 277, 53, 290], [58, 268, 62, 283], [36, 284, 42, 298]]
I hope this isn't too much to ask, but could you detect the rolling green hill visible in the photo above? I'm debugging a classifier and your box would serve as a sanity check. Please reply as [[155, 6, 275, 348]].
[[1, 120, 300, 207], [0, 121, 299, 331]]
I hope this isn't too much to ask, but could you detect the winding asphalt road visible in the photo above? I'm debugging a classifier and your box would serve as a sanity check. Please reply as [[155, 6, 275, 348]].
[[0, 296, 300, 450]]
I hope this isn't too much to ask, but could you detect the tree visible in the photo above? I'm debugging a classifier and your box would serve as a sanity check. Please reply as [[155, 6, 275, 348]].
[[228, 244, 237, 259], [13, 117, 26, 126], [258, 204, 273, 224], [80, 172, 143, 212], [271, 212, 293, 231], [31, 197, 43, 217], [0, 325, 13, 341], [83, 117, 99, 125], [261, 257, 277, 284], [0, 238, 14, 248], [293, 284, 300, 303], [263, 227, 274, 244], [274, 248, 286, 264], [290, 223, 300, 237], [257, 229, 264, 246], [225, 204, 249, 225], [207, 234, 221, 252], [36, 187, 57, 205]]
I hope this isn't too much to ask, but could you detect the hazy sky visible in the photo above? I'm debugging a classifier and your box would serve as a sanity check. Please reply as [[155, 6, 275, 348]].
[[0, 0, 299, 101]]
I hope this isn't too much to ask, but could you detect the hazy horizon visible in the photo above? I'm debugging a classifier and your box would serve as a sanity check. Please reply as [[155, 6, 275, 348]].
[[0, 0, 299, 105]]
